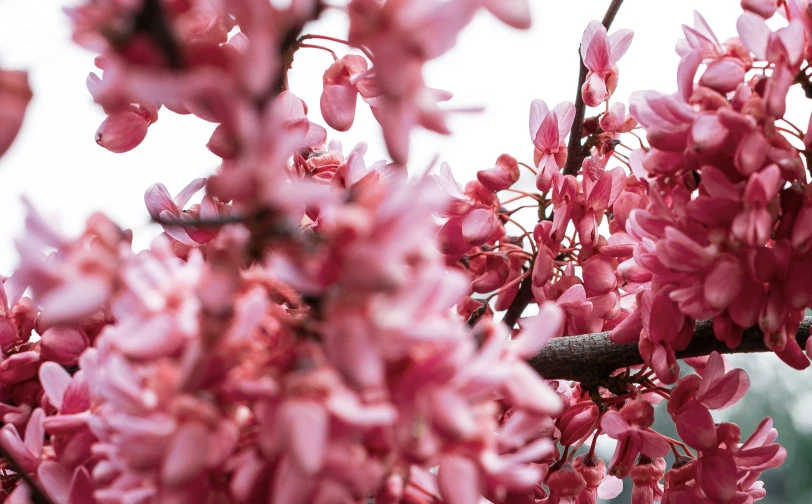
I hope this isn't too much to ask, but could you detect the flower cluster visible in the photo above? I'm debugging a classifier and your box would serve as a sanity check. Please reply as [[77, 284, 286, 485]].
[[0, 0, 810, 503]]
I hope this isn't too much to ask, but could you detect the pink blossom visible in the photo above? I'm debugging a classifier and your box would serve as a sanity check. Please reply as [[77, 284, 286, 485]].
[[529, 100, 576, 191], [580, 20, 634, 107], [601, 400, 670, 478], [0, 69, 33, 159]]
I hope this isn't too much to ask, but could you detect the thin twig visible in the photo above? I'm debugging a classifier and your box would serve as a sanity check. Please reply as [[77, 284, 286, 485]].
[[562, 0, 625, 177], [0, 444, 53, 504]]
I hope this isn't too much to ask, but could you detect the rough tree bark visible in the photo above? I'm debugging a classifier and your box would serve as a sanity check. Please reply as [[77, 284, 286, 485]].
[[529, 317, 812, 385]]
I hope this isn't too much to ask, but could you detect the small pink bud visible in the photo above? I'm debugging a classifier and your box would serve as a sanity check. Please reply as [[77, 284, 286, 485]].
[[95, 107, 149, 153], [477, 154, 520, 191], [40, 327, 90, 366]]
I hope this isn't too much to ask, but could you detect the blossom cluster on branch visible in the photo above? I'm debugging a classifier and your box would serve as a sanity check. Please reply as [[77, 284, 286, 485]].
[[0, 0, 810, 503]]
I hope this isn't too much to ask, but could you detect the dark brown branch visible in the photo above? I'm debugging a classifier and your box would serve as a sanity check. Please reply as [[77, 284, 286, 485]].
[[529, 317, 812, 385], [0, 444, 54, 504], [501, 273, 534, 329], [562, 0, 624, 176]]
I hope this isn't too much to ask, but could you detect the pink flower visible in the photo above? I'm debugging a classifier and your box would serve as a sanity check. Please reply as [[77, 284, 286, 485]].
[[529, 100, 575, 192], [601, 400, 670, 478], [0, 69, 33, 159], [145, 178, 224, 247], [580, 20, 634, 107], [737, 13, 805, 116], [320, 55, 370, 131]]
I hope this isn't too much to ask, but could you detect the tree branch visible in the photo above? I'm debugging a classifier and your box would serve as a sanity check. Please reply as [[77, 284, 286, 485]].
[[502, 2, 626, 329], [0, 443, 54, 504], [529, 317, 812, 384], [562, 0, 624, 176]]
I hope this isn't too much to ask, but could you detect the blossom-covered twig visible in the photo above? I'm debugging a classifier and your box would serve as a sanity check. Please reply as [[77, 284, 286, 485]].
[[562, 0, 624, 176]]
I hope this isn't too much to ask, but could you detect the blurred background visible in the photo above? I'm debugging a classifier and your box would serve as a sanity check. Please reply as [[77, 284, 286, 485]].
[[1, 1, 811, 501]]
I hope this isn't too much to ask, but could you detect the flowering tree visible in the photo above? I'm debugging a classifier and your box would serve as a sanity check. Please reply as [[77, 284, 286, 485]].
[[0, 0, 811, 502]]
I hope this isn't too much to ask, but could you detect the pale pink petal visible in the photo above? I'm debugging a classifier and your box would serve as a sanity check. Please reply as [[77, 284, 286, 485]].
[[677, 50, 702, 101], [597, 475, 624, 500], [699, 58, 746, 93], [24, 408, 45, 458], [39, 361, 72, 411], [479, 0, 531, 29], [580, 21, 605, 63], [173, 178, 207, 208], [534, 110, 560, 152], [513, 302, 564, 358], [38, 461, 71, 504], [39, 277, 111, 326], [438, 454, 481, 504], [40, 327, 89, 366], [529, 99, 549, 139], [737, 12, 771, 59], [161, 422, 211, 486], [609, 29, 634, 64], [144, 183, 177, 220], [584, 27, 611, 72], [281, 400, 327, 474], [271, 455, 314, 504], [552, 101, 576, 139]]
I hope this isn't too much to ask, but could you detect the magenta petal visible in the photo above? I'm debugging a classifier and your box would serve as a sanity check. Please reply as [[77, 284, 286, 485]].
[[461, 209, 496, 246], [697, 454, 737, 503], [638, 429, 670, 458], [698, 369, 750, 410], [95, 109, 149, 153], [601, 410, 630, 438], [68, 467, 95, 504], [704, 257, 744, 311], [675, 401, 716, 451], [320, 83, 358, 132], [734, 444, 784, 471]]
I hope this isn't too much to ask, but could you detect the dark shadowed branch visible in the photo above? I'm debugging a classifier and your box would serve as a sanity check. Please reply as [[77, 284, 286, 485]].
[[529, 316, 812, 384]]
